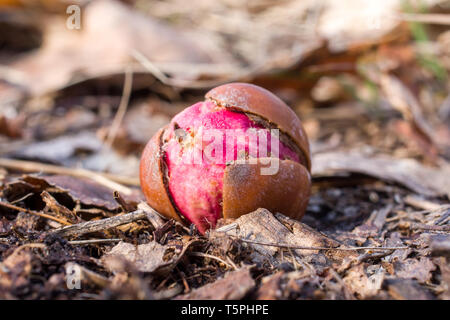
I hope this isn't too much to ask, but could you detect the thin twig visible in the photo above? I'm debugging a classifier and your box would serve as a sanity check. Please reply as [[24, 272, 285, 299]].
[[131, 50, 171, 85], [131, 49, 241, 89], [0, 200, 71, 226], [410, 223, 450, 232], [65, 262, 111, 288], [177, 268, 190, 294], [137, 202, 166, 229], [0, 157, 140, 188], [9, 193, 34, 205], [114, 191, 137, 212], [11, 243, 47, 256], [398, 13, 450, 25], [104, 67, 133, 149], [47, 209, 149, 238], [329, 268, 356, 300], [68, 239, 122, 245], [189, 252, 237, 270], [226, 255, 239, 270], [221, 233, 407, 251], [47, 204, 166, 238]]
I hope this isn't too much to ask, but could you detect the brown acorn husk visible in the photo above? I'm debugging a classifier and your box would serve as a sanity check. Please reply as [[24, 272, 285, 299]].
[[139, 126, 182, 222], [222, 158, 311, 220], [140, 82, 312, 226], [205, 82, 311, 171]]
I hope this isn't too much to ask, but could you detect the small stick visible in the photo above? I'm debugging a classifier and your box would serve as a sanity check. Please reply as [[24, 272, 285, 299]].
[[68, 238, 122, 245], [189, 252, 237, 270], [0, 200, 71, 226], [48, 204, 166, 238], [226, 255, 239, 271], [10, 243, 47, 256], [131, 49, 240, 89], [220, 233, 408, 251], [177, 269, 190, 294], [114, 191, 136, 212], [398, 13, 450, 25], [215, 223, 238, 233], [410, 222, 450, 232], [104, 67, 133, 149], [0, 158, 140, 188], [48, 209, 148, 237], [10, 193, 34, 204], [329, 268, 356, 300], [65, 262, 111, 288], [137, 202, 166, 229]]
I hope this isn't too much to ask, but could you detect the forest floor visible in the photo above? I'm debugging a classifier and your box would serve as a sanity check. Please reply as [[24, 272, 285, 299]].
[[0, 0, 449, 299]]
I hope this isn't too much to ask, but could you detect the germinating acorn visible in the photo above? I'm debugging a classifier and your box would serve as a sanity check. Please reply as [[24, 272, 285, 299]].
[[140, 83, 311, 234]]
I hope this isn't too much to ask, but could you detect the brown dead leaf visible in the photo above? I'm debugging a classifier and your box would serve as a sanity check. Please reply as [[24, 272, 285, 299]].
[[7, 0, 217, 96], [431, 235, 450, 258], [255, 271, 284, 300], [343, 264, 385, 299], [64, 262, 111, 289], [386, 279, 435, 300], [8, 132, 102, 165], [392, 120, 439, 163], [17, 107, 98, 143], [394, 257, 436, 283], [212, 208, 356, 265], [434, 257, 450, 300], [379, 74, 443, 159], [41, 190, 80, 224], [0, 248, 34, 296], [106, 271, 154, 300], [0, 113, 23, 138], [0, 217, 12, 235], [4, 175, 143, 212], [176, 267, 255, 300], [102, 241, 172, 274], [13, 212, 42, 231], [317, 0, 402, 52], [102, 239, 195, 275], [312, 150, 450, 198], [122, 102, 171, 146], [352, 205, 392, 239]]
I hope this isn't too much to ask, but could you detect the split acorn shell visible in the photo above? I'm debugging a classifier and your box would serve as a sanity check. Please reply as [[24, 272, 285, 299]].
[[139, 83, 311, 228]]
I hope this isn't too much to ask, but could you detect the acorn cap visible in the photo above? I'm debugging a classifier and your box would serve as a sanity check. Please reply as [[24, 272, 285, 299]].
[[222, 159, 311, 220], [139, 126, 182, 222], [205, 82, 311, 171]]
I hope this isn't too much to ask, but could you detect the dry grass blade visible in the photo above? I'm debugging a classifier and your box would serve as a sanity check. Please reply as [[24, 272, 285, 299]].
[[0, 200, 72, 226], [189, 252, 237, 270], [103, 67, 133, 149]]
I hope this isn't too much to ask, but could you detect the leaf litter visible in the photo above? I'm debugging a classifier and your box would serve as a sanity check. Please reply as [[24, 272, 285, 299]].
[[0, 0, 449, 300]]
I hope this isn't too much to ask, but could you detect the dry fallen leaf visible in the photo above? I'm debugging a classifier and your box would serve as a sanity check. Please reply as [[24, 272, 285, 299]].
[[394, 257, 436, 284], [176, 266, 255, 300], [4, 174, 143, 212], [6, 0, 218, 96], [0, 248, 34, 295], [212, 208, 357, 265], [8, 131, 102, 164], [343, 264, 385, 299], [102, 239, 194, 275], [312, 150, 450, 198], [386, 279, 435, 300]]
